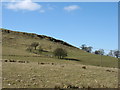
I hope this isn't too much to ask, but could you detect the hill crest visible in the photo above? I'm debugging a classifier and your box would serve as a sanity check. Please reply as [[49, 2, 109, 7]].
[[1, 28, 78, 49]]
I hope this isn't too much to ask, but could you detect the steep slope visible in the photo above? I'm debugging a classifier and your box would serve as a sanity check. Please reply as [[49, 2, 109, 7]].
[[1, 28, 118, 68]]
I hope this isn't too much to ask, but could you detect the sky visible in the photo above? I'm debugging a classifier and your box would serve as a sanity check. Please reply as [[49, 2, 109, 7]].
[[2, 1, 118, 53]]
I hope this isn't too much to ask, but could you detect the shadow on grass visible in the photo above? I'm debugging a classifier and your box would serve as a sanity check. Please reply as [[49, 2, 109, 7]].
[[62, 58, 80, 61]]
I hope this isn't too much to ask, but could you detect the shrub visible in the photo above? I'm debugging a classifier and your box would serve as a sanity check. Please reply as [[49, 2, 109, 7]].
[[95, 50, 100, 55], [54, 48, 67, 59], [30, 42, 39, 50]]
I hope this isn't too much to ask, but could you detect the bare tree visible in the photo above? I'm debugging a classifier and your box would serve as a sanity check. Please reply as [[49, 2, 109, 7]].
[[80, 44, 93, 53], [80, 44, 86, 50]]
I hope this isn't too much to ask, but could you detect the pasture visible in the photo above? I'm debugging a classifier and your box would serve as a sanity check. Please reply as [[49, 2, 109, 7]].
[[2, 56, 118, 88]]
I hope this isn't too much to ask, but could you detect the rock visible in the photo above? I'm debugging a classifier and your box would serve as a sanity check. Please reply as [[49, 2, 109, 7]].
[[33, 83, 37, 85], [8, 83, 11, 86], [16, 79, 21, 82], [30, 78, 36, 81], [82, 66, 86, 69], [3, 78, 7, 80], [17, 75, 21, 77]]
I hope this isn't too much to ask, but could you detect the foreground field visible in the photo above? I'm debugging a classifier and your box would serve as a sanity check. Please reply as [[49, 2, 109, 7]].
[[2, 57, 118, 88]]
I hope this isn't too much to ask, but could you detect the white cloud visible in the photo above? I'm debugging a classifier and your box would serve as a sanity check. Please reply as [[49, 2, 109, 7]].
[[64, 5, 80, 12], [5, 0, 42, 11]]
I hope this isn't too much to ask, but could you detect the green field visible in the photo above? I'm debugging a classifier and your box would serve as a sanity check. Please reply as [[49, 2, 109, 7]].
[[1, 28, 118, 88]]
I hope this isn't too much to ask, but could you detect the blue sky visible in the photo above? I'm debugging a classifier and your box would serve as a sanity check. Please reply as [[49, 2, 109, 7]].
[[2, 1, 118, 53]]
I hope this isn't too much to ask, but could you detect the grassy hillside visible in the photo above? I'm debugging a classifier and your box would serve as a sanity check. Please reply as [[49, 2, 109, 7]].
[[1, 28, 118, 68], [1, 28, 118, 88]]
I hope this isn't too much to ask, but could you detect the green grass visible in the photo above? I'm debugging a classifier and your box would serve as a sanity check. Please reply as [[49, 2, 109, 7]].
[[3, 42, 118, 68]]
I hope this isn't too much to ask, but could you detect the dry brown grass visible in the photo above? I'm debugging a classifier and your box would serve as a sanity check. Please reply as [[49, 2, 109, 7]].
[[2, 60, 118, 88]]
